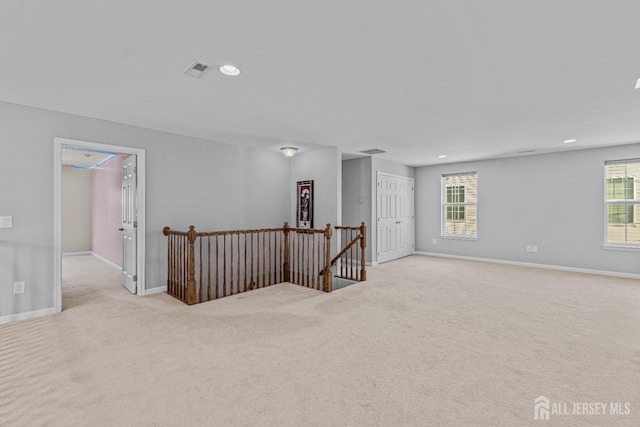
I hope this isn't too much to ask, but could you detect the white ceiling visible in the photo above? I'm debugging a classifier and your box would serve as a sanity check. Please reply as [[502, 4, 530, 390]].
[[61, 148, 115, 167], [1, 1, 639, 166]]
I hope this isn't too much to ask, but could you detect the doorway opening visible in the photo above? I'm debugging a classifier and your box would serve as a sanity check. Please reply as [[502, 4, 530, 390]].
[[53, 138, 146, 314]]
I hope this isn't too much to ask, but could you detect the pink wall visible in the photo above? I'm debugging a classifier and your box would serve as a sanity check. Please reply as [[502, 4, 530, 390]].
[[92, 154, 126, 267]]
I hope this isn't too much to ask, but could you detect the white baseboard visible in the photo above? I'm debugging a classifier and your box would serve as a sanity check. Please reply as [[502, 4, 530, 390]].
[[0, 307, 57, 325], [91, 252, 122, 270], [62, 251, 91, 256], [366, 261, 379, 267], [413, 251, 640, 280], [144, 286, 166, 295]]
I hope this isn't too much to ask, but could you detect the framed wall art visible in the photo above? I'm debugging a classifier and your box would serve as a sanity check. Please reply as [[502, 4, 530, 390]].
[[297, 180, 314, 228]]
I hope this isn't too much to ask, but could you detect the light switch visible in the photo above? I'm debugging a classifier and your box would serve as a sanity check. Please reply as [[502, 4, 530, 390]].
[[0, 216, 12, 229]]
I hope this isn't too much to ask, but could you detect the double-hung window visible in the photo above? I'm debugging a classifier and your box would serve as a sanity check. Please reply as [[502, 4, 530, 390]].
[[605, 159, 640, 246], [441, 172, 477, 238]]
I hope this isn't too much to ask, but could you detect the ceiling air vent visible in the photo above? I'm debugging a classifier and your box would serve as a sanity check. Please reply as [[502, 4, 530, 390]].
[[360, 148, 386, 155], [183, 61, 210, 78]]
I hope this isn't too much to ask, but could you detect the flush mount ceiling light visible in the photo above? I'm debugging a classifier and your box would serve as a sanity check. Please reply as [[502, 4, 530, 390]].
[[359, 148, 386, 155], [563, 139, 577, 144], [635, 77, 640, 89], [438, 155, 447, 158], [281, 147, 298, 158], [219, 64, 240, 76]]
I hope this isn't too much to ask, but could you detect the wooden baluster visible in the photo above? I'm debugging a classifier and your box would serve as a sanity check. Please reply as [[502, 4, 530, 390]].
[[250, 232, 255, 290], [283, 223, 290, 282], [207, 236, 211, 301], [311, 233, 316, 289], [167, 232, 172, 297], [360, 222, 367, 281], [178, 236, 185, 301], [323, 224, 332, 292], [262, 231, 266, 288], [215, 236, 219, 300], [350, 229, 354, 279], [302, 232, 306, 287], [237, 234, 241, 293], [199, 237, 203, 302], [231, 233, 235, 295], [268, 231, 272, 286], [223, 234, 227, 297], [186, 226, 197, 305], [244, 233, 248, 293]]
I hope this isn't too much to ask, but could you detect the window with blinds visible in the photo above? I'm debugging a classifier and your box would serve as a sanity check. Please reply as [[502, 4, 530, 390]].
[[441, 172, 477, 237], [605, 160, 640, 246]]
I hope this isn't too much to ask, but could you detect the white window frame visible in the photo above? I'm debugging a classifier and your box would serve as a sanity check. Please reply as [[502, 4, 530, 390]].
[[603, 159, 640, 251], [441, 171, 478, 240]]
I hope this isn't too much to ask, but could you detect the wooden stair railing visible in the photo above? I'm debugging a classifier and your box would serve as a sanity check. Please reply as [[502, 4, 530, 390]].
[[163, 222, 333, 305], [332, 222, 367, 282]]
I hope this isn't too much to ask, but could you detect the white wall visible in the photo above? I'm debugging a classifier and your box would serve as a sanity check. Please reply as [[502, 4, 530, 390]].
[[0, 101, 291, 319], [415, 144, 640, 275], [61, 166, 92, 253], [290, 148, 341, 254]]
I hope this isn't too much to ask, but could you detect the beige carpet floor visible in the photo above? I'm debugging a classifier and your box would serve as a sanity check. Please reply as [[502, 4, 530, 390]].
[[1, 254, 639, 426]]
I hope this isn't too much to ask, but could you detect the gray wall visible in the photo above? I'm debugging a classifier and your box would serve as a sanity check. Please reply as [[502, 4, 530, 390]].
[[342, 156, 415, 264], [290, 147, 341, 234], [415, 144, 640, 275], [342, 157, 372, 260], [61, 166, 92, 253], [0, 101, 290, 318]]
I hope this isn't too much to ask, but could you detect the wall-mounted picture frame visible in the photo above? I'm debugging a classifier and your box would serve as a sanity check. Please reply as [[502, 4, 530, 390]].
[[297, 180, 314, 229]]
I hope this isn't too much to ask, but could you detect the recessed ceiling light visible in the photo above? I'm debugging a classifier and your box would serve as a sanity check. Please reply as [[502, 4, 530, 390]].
[[563, 139, 577, 144], [438, 155, 447, 158], [635, 77, 640, 89], [219, 65, 240, 76]]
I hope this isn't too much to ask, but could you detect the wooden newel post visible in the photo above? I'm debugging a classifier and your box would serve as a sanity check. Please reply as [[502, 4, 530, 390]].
[[186, 225, 197, 305], [323, 224, 332, 292], [283, 222, 291, 282], [360, 222, 367, 281]]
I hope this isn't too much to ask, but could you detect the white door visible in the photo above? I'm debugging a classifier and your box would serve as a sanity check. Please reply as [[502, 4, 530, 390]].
[[121, 155, 137, 294], [377, 172, 414, 263]]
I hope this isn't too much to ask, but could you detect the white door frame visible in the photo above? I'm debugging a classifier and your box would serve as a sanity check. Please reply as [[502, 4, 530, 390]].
[[53, 137, 147, 313], [376, 171, 415, 263]]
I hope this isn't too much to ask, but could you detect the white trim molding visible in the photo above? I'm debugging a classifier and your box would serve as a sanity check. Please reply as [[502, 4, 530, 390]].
[[91, 252, 122, 270], [62, 251, 92, 256], [413, 251, 640, 280], [0, 307, 57, 325], [144, 287, 166, 295]]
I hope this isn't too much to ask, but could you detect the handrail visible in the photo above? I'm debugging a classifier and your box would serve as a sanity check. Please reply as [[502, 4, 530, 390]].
[[331, 234, 361, 266], [333, 222, 367, 282], [162, 222, 334, 304]]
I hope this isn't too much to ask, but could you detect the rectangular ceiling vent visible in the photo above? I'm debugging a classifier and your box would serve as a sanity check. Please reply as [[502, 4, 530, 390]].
[[183, 60, 210, 78], [360, 148, 386, 155]]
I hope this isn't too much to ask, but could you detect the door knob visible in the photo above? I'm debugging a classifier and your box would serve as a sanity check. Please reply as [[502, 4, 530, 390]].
[[119, 228, 124, 231]]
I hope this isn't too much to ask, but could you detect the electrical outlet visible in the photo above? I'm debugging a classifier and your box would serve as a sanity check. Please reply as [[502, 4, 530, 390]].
[[532, 245, 538, 253], [0, 216, 12, 229], [13, 281, 25, 294], [432, 238, 437, 244], [526, 245, 532, 252]]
